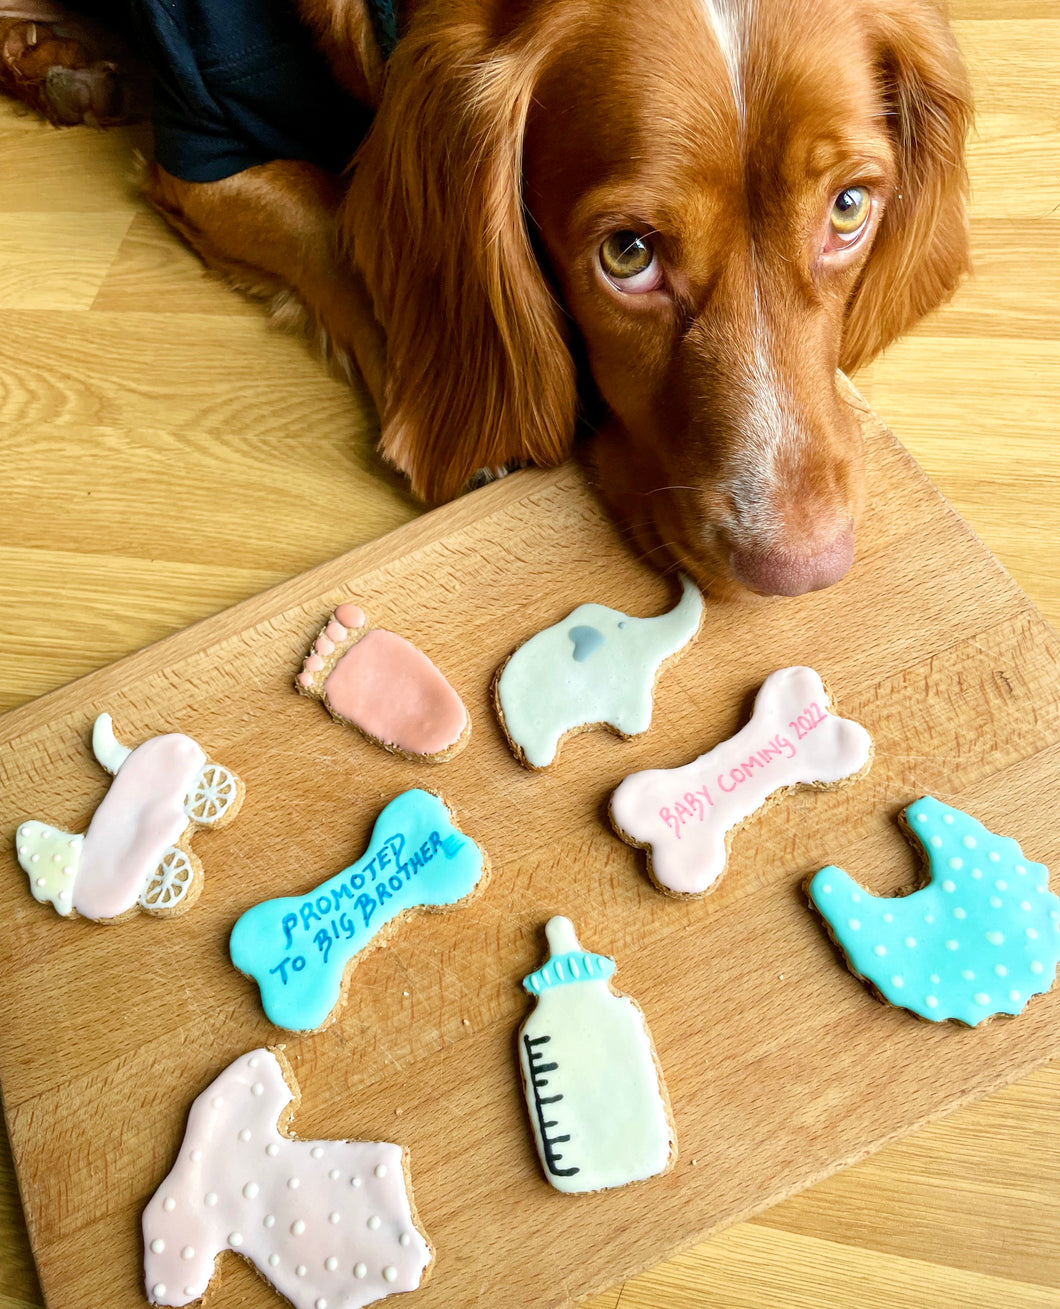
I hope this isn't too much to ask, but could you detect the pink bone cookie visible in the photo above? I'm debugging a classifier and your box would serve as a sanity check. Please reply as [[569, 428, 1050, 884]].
[[296, 601, 469, 761], [143, 1047, 432, 1309], [609, 666, 872, 895]]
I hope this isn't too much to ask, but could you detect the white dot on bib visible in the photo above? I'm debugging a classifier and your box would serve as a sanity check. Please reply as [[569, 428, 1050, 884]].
[[399, 1232, 412, 1247], [152, 1285, 166, 1299], [988, 851, 1000, 862], [961, 969, 976, 981], [243, 1182, 259, 1200], [264, 1215, 276, 1228], [883, 912, 894, 924], [368, 1215, 381, 1230], [249, 1056, 260, 1068], [251, 1083, 264, 1096], [1030, 961, 1044, 974], [228, 1232, 242, 1247], [930, 974, 941, 984], [990, 897, 1003, 909], [1015, 864, 1026, 875], [329, 1211, 340, 1224], [925, 996, 938, 1008], [942, 880, 956, 893], [329, 1169, 341, 1180], [962, 835, 976, 849], [311, 1146, 324, 1159], [973, 993, 990, 1006], [904, 937, 917, 949], [296, 1265, 307, 1277], [150, 1239, 165, 1254], [211, 1096, 224, 1109], [819, 883, 832, 895], [1009, 990, 1022, 1001], [1021, 901, 1032, 912], [267, 1144, 279, 1157], [350, 1176, 362, 1188], [1026, 928, 1039, 940], [970, 868, 983, 879], [238, 1129, 251, 1142], [985, 931, 1004, 945], [288, 1177, 301, 1190], [383, 1267, 398, 1283], [316, 1299, 328, 1309], [374, 1163, 388, 1178], [848, 918, 861, 931], [891, 976, 904, 988], [163, 1198, 176, 1212], [915, 811, 927, 822], [325, 1256, 339, 1271], [181, 1247, 194, 1261], [204, 1193, 218, 1207], [268, 1253, 280, 1268], [930, 835, 943, 847], [953, 908, 967, 920], [851, 892, 862, 903], [190, 1149, 203, 1163], [291, 1220, 306, 1236], [994, 965, 1008, 977], [34, 877, 44, 888], [942, 813, 955, 825], [873, 945, 886, 956], [924, 914, 935, 924], [947, 858, 962, 871], [945, 940, 959, 951], [995, 880, 1008, 891], [354, 1263, 367, 1279]]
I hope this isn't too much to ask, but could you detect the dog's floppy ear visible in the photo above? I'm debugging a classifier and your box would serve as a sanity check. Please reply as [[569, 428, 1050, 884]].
[[840, 0, 972, 372], [340, 20, 577, 502]]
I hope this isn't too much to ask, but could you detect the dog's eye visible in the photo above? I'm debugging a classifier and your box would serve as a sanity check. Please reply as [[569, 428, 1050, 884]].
[[829, 187, 870, 238], [599, 232, 662, 292]]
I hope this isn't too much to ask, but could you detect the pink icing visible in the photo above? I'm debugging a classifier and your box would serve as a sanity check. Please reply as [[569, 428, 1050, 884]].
[[303, 654, 325, 673], [324, 620, 347, 642], [73, 734, 206, 919], [610, 667, 872, 895], [333, 603, 366, 630], [324, 629, 467, 756], [143, 1048, 431, 1309], [314, 636, 335, 658]]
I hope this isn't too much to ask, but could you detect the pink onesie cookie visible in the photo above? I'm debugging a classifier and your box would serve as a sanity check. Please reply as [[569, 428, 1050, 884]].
[[14, 713, 243, 921], [296, 602, 469, 761], [143, 1047, 432, 1308]]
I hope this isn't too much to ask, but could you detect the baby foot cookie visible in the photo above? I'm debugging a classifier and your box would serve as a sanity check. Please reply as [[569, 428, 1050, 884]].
[[143, 1047, 432, 1308], [493, 576, 703, 769], [230, 790, 488, 1031], [807, 796, 1060, 1026], [518, 917, 675, 1193], [14, 713, 243, 922], [610, 666, 872, 896], [296, 602, 469, 761]]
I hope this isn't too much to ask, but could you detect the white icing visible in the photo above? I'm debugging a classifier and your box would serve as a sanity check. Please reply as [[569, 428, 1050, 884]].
[[497, 576, 703, 768], [91, 712, 133, 774], [610, 666, 872, 894], [518, 918, 673, 1193]]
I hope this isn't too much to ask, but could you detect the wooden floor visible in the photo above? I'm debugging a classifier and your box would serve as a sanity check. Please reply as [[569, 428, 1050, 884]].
[[1, 2, 1058, 1306]]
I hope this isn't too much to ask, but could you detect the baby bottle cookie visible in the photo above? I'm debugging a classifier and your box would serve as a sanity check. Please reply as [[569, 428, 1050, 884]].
[[517, 917, 675, 1193]]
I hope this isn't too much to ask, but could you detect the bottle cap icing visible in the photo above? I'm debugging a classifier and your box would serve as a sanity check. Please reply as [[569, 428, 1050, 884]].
[[611, 666, 872, 895], [808, 796, 1060, 1025], [230, 790, 487, 1031], [495, 576, 702, 769], [522, 916, 616, 993], [517, 917, 674, 1193], [142, 1048, 432, 1308]]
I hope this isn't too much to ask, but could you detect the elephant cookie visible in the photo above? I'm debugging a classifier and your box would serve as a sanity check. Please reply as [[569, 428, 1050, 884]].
[[14, 713, 243, 921], [296, 602, 470, 761], [493, 576, 703, 769], [808, 796, 1060, 1026]]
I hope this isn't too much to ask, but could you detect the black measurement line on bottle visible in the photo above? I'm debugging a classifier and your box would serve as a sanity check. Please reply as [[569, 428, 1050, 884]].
[[523, 1033, 579, 1176]]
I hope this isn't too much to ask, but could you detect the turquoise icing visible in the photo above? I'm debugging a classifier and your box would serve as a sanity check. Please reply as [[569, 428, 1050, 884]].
[[523, 949, 616, 994], [808, 795, 1060, 1026], [568, 625, 605, 662], [230, 790, 485, 1031]]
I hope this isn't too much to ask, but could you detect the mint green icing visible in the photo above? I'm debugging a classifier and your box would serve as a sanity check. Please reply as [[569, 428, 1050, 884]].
[[523, 949, 616, 993], [497, 575, 702, 768], [809, 796, 1060, 1026]]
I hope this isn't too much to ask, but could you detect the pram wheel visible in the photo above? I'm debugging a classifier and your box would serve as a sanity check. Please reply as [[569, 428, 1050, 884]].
[[139, 846, 197, 912], [184, 764, 239, 826]]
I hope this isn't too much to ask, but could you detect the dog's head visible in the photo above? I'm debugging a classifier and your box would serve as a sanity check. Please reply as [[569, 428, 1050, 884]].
[[344, 0, 970, 597]]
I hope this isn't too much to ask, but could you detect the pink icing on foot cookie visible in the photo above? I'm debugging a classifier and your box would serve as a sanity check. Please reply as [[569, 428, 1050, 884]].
[[143, 1047, 432, 1308], [14, 713, 243, 921], [296, 603, 469, 761], [610, 667, 872, 895]]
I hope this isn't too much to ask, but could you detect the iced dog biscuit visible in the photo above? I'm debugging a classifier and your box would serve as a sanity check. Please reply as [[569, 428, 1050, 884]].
[[296, 602, 469, 761], [518, 916, 675, 1193], [143, 1047, 432, 1308]]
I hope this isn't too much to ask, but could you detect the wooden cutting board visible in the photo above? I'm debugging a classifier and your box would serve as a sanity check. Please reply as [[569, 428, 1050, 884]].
[[1, 394, 1059, 1309]]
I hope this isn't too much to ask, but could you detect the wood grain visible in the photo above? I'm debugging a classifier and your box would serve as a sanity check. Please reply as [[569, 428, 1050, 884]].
[[1, 1, 1058, 1306]]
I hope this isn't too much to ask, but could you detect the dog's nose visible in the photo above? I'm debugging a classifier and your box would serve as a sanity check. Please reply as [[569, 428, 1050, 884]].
[[729, 522, 855, 597]]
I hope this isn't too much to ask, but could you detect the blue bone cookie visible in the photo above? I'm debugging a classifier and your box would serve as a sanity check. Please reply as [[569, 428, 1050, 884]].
[[230, 790, 487, 1031], [808, 796, 1060, 1026], [493, 575, 703, 769]]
